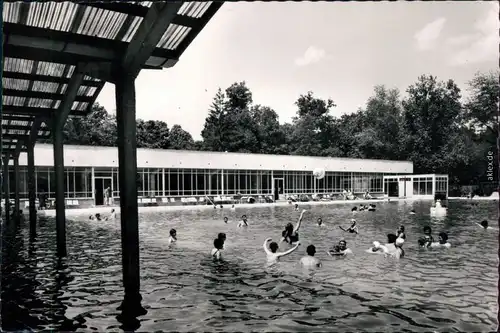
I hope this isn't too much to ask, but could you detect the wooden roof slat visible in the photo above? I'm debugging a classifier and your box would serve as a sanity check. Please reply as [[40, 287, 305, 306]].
[[3, 88, 93, 103], [2, 71, 101, 86]]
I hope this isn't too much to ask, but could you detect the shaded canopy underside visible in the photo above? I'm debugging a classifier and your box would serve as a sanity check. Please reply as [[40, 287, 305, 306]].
[[2, 1, 222, 156]]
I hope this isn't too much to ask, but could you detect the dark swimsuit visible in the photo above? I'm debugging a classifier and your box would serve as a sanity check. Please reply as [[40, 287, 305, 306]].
[[288, 232, 299, 243]]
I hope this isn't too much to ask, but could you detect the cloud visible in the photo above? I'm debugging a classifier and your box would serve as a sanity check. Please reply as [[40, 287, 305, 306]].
[[414, 17, 447, 51], [294, 46, 326, 66], [447, 3, 499, 66]]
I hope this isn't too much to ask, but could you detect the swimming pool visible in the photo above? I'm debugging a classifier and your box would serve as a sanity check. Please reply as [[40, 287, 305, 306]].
[[1, 200, 498, 332]]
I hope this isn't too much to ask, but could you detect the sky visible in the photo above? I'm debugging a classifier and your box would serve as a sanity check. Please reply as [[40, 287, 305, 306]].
[[96, 1, 499, 140]]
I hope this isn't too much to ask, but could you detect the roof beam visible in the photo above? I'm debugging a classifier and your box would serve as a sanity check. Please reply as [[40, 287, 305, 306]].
[[2, 106, 84, 118], [173, 2, 224, 57], [1, 115, 35, 123], [28, 118, 44, 148], [4, 23, 177, 64], [54, 64, 87, 130], [4, 133, 50, 139], [3, 89, 93, 103], [83, 2, 200, 27], [2, 124, 49, 132], [122, 2, 183, 78], [2, 71, 102, 87], [14, 140, 25, 159]]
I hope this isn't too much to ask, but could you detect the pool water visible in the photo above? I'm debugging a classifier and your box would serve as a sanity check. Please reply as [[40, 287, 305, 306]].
[[1, 200, 498, 332]]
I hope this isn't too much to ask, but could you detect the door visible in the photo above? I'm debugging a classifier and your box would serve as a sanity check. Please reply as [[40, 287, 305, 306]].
[[94, 178, 112, 206], [95, 178, 103, 205], [388, 181, 399, 197], [273, 178, 284, 201]]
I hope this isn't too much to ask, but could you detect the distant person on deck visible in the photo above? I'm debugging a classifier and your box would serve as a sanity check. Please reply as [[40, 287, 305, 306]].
[[104, 187, 112, 206]]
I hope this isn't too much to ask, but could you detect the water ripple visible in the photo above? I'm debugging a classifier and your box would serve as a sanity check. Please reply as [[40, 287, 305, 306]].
[[1, 200, 498, 332]]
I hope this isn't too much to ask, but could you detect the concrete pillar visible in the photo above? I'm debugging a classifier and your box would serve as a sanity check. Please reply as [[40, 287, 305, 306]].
[[53, 127, 67, 257], [14, 155, 20, 220], [3, 155, 11, 223], [27, 142, 37, 236], [115, 70, 141, 306]]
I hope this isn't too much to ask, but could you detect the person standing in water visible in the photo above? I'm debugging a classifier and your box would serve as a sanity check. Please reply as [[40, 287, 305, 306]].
[[339, 219, 358, 234], [168, 229, 177, 244], [223, 216, 229, 224], [396, 225, 406, 240], [238, 215, 249, 227], [263, 238, 300, 264], [217, 232, 227, 249], [477, 220, 496, 230], [211, 238, 224, 260], [281, 209, 306, 244], [431, 232, 451, 248], [300, 245, 322, 268], [418, 226, 434, 247], [317, 217, 325, 227]]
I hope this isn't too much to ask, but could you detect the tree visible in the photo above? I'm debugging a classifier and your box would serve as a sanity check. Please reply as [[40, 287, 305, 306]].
[[401, 75, 465, 176], [355, 86, 404, 159], [169, 124, 195, 150], [201, 88, 227, 151], [463, 71, 499, 145], [201, 82, 258, 153], [290, 92, 337, 156], [250, 105, 284, 154], [136, 119, 169, 149]]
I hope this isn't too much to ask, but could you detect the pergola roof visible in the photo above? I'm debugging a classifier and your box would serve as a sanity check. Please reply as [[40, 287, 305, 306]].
[[2, 1, 223, 157]]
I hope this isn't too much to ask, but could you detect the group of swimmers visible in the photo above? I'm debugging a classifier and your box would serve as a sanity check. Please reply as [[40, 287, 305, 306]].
[[89, 209, 116, 221]]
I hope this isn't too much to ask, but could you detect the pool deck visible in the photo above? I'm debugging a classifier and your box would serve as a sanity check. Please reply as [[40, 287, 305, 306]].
[[38, 198, 394, 217], [34, 196, 498, 218]]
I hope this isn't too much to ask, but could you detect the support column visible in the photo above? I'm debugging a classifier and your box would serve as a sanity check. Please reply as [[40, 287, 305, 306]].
[[116, 70, 141, 307], [221, 169, 224, 196], [14, 155, 20, 220], [53, 126, 67, 257], [27, 142, 37, 236], [3, 155, 11, 223]]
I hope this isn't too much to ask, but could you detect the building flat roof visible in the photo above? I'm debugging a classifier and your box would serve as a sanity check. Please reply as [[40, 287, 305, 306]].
[[15, 144, 414, 174]]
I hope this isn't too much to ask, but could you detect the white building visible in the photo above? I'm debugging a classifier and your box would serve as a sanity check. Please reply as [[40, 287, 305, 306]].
[[7, 144, 447, 207]]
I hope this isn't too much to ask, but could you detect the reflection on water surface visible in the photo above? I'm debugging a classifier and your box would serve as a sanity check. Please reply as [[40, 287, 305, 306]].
[[1, 200, 498, 331]]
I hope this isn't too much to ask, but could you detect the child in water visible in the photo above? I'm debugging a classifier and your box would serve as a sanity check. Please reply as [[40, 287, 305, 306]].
[[431, 232, 451, 248], [418, 226, 434, 248], [168, 229, 177, 244], [263, 238, 300, 264], [211, 238, 224, 260], [300, 245, 322, 269], [238, 215, 249, 227]]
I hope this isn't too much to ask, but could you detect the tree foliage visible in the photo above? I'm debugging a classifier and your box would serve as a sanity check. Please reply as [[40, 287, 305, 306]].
[[52, 71, 497, 187]]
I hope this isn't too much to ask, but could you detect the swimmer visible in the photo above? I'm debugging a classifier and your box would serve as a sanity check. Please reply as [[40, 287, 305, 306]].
[[263, 238, 300, 264], [238, 215, 249, 227], [211, 238, 224, 260], [89, 215, 95, 220], [431, 232, 451, 248], [300, 245, 322, 268], [223, 216, 228, 224], [367, 241, 388, 254], [477, 220, 496, 230], [294, 203, 299, 211], [359, 204, 365, 212], [219, 204, 223, 209], [328, 239, 352, 256], [418, 226, 434, 248], [217, 232, 226, 246], [368, 204, 376, 212], [317, 217, 325, 227], [281, 209, 306, 244], [395, 238, 405, 258], [105, 209, 116, 221], [351, 206, 358, 213], [396, 225, 406, 240], [339, 219, 358, 234], [409, 209, 416, 215], [168, 229, 177, 244], [384, 233, 399, 255], [231, 205, 235, 211], [95, 213, 102, 221]]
